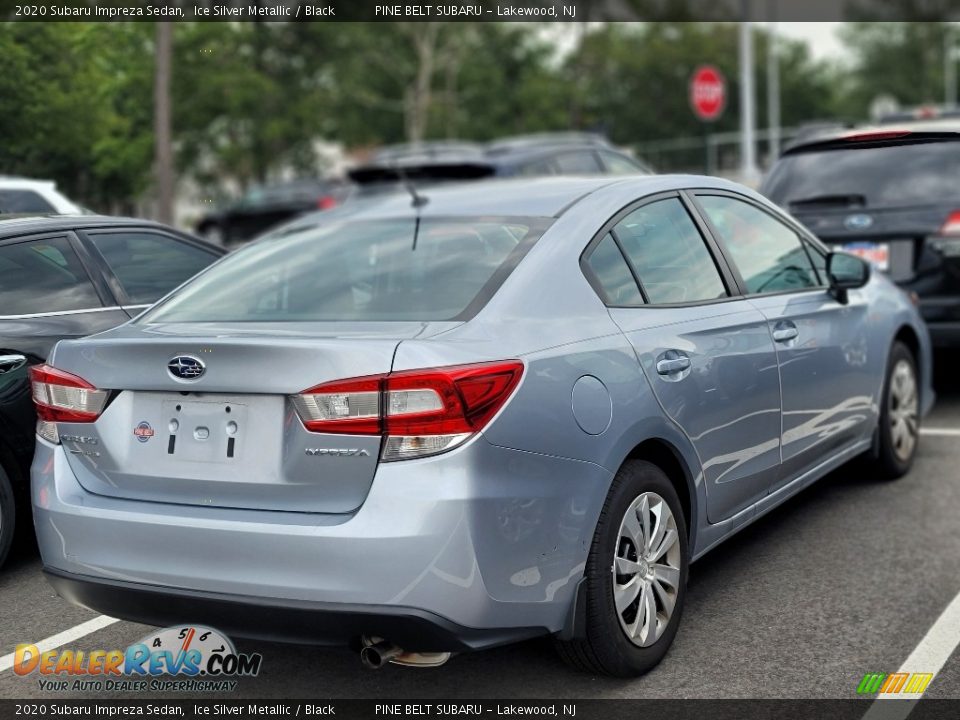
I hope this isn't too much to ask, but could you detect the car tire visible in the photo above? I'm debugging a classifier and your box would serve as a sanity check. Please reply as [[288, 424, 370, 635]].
[[0, 461, 15, 570], [870, 341, 920, 480], [555, 460, 688, 677]]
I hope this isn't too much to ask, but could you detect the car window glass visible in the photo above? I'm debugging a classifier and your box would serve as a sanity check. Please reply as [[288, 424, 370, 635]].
[[614, 198, 727, 304], [585, 234, 643, 305], [0, 190, 56, 213], [554, 151, 602, 174], [762, 142, 960, 208], [698, 195, 820, 294], [600, 151, 645, 175], [88, 232, 217, 304], [0, 236, 101, 315], [516, 159, 557, 177], [141, 218, 549, 323]]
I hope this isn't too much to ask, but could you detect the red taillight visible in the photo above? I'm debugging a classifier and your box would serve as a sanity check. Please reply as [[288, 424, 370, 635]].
[[940, 211, 960, 236], [317, 195, 338, 210], [293, 361, 524, 460], [29, 364, 108, 424], [385, 363, 523, 435]]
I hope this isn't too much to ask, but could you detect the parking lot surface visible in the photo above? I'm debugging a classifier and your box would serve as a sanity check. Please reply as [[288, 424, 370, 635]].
[[1, 353, 958, 700]]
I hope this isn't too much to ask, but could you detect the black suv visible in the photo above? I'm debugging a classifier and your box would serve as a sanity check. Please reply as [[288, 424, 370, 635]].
[[761, 121, 960, 347], [0, 215, 224, 567]]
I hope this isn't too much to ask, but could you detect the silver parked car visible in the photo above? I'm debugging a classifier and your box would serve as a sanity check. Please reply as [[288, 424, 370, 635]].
[[31, 176, 932, 676]]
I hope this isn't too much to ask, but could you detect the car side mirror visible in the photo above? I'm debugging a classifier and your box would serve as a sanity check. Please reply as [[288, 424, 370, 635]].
[[826, 251, 870, 304]]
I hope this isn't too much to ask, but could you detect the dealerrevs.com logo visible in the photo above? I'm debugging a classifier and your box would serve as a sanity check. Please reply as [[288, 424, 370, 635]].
[[14, 625, 262, 693], [857, 672, 934, 695]]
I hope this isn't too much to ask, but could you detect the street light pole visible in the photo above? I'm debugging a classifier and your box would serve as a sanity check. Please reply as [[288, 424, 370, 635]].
[[154, 22, 174, 225], [767, 1, 780, 159], [946, 24, 957, 108], [740, 19, 759, 184]]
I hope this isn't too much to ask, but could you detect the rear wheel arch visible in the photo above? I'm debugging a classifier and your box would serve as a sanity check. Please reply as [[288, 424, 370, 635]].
[[624, 438, 696, 546], [893, 324, 920, 378]]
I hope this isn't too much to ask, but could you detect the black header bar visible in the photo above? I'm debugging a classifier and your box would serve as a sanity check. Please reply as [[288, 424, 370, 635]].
[[3, 0, 960, 23]]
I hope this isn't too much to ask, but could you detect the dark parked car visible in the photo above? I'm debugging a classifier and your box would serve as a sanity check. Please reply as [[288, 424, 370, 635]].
[[195, 178, 351, 245], [348, 133, 652, 196], [761, 121, 960, 346], [0, 215, 225, 567]]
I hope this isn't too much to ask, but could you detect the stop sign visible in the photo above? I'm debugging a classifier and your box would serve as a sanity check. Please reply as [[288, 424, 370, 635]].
[[690, 65, 726, 121]]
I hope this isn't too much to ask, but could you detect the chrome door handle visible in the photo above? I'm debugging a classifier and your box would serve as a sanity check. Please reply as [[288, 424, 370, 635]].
[[0, 354, 26, 374], [656, 355, 691, 375], [772, 324, 799, 343]]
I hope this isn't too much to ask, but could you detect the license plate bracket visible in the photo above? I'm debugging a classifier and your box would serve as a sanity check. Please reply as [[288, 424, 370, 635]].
[[160, 399, 246, 463]]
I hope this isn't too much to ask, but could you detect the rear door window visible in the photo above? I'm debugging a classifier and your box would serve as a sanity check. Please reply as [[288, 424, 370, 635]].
[[584, 234, 643, 305], [0, 236, 101, 315], [697, 195, 821, 294], [87, 231, 219, 304], [613, 198, 728, 304]]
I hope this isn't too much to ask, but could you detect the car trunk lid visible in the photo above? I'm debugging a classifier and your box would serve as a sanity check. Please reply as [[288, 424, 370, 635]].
[[50, 322, 452, 513]]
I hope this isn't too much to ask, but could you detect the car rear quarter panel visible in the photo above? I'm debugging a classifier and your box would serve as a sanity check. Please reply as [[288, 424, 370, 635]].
[[393, 179, 716, 560]]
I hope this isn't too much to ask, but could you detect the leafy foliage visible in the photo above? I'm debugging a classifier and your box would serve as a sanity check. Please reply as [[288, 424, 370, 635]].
[[0, 21, 898, 210]]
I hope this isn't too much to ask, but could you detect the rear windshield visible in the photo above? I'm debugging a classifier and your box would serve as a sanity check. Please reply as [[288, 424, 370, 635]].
[[140, 216, 549, 323], [763, 141, 960, 209]]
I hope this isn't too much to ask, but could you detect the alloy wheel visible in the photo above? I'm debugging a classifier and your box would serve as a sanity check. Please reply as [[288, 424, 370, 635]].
[[612, 492, 682, 647], [889, 359, 919, 463]]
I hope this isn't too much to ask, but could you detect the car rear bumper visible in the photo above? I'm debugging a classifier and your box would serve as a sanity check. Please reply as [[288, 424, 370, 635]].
[[43, 567, 542, 652], [32, 436, 609, 649]]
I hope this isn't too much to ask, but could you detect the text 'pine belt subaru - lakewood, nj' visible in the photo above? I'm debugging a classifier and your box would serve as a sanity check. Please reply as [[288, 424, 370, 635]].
[[30, 176, 932, 676]]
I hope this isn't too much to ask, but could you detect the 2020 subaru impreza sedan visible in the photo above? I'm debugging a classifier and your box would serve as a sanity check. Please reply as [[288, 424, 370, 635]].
[[30, 175, 933, 676]]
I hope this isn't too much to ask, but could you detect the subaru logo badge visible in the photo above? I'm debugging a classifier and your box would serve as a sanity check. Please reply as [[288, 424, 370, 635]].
[[168, 355, 205, 380], [844, 213, 874, 231]]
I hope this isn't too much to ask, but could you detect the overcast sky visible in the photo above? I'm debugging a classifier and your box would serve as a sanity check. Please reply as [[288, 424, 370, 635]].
[[776, 22, 845, 60]]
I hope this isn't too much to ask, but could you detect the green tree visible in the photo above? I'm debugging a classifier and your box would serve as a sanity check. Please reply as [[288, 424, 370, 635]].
[[0, 23, 153, 211], [838, 22, 952, 116], [566, 22, 841, 145]]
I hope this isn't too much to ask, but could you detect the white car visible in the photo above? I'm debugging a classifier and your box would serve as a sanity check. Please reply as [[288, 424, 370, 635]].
[[0, 177, 83, 214]]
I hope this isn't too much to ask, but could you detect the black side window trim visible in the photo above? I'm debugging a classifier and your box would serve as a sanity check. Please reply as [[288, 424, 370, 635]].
[[687, 189, 830, 297], [579, 190, 742, 309]]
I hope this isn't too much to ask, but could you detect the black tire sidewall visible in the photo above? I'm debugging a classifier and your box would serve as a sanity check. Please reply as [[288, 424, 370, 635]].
[[0, 463, 15, 569], [584, 460, 689, 676], [877, 342, 919, 478]]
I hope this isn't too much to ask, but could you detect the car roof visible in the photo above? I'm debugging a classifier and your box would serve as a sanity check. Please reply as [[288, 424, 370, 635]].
[[485, 132, 612, 156], [783, 119, 960, 155], [348, 134, 631, 183], [369, 141, 486, 164], [0, 214, 202, 240], [281, 174, 742, 228]]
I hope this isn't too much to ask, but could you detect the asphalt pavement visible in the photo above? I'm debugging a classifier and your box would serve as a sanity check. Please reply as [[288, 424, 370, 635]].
[[1, 352, 958, 700]]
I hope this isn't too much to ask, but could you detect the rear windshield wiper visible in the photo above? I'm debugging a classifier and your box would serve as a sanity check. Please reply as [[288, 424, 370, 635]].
[[788, 194, 866, 210]]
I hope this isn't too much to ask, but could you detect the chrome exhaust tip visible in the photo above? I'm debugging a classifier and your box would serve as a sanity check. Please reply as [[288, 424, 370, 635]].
[[360, 640, 403, 670]]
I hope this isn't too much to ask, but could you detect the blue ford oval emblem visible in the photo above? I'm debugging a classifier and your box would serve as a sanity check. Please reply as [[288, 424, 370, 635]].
[[844, 213, 874, 231], [168, 355, 205, 380]]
